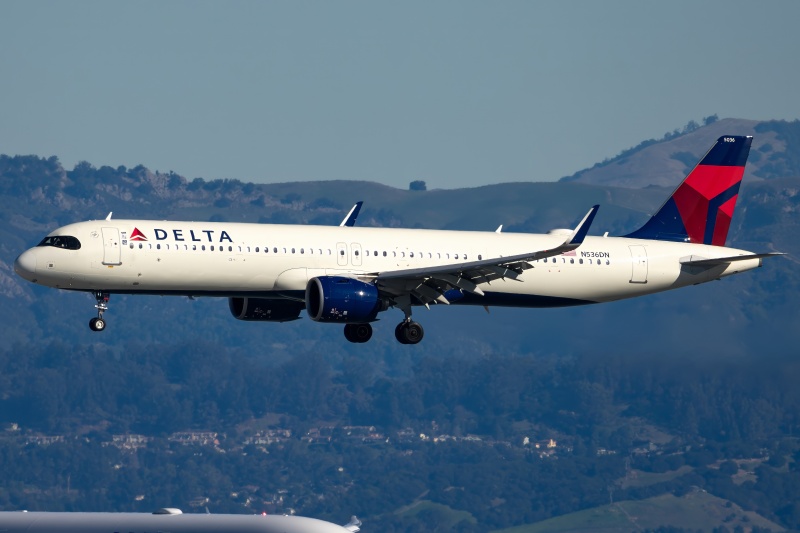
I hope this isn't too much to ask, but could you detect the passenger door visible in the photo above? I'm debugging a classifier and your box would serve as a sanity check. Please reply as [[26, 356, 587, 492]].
[[102, 227, 122, 265]]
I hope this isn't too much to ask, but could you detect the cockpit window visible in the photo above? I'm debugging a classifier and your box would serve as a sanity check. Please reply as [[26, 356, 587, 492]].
[[37, 235, 81, 250]]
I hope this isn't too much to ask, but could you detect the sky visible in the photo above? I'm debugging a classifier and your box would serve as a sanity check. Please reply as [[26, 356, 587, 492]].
[[1, 1, 798, 190]]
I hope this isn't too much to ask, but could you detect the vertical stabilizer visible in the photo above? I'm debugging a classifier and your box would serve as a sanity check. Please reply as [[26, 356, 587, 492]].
[[625, 135, 752, 245]]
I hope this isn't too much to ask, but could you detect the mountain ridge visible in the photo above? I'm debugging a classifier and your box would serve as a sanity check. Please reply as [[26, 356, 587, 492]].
[[561, 118, 800, 187]]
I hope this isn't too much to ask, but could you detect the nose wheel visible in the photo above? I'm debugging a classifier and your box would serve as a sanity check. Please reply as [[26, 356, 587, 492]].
[[89, 291, 110, 332]]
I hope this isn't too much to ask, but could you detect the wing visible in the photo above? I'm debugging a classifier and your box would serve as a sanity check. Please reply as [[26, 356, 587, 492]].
[[680, 252, 784, 267], [373, 206, 599, 306]]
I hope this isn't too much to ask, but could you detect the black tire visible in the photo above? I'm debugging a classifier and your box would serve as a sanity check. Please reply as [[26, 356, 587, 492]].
[[343, 324, 357, 343], [89, 317, 106, 332], [403, 321, 424, 344], [395, 322, 409, 344], [352, 323, 373, 343]]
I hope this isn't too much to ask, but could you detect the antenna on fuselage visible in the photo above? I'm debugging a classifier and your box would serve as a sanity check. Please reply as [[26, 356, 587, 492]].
[[105, 212, 113, 220]]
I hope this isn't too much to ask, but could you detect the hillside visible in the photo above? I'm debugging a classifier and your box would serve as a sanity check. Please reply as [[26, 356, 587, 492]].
[[562, 118, 800, 187], [0, 119, 798, 363], [1, 120, 799, 532], [494, 492, 784, 533]]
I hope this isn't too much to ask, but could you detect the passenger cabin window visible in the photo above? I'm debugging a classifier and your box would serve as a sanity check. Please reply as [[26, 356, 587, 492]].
[[38, 235, 81, 250]]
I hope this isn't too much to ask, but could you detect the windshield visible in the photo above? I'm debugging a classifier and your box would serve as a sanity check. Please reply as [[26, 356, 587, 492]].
[[37, 235, 81, 250]]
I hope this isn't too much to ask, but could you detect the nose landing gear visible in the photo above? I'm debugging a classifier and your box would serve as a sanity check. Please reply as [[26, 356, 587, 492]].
[[89, 291, 109, 332]]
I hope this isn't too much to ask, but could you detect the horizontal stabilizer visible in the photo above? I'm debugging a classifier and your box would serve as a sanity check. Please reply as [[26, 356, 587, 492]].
[[680, 252, 784, 267]]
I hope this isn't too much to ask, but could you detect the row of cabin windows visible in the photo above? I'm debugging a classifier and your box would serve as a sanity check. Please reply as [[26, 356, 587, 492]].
[[128, 242, 475, 260], [535, 257, 610, 265], [127, 243, 611, 265], [362, 250, 472, 260]]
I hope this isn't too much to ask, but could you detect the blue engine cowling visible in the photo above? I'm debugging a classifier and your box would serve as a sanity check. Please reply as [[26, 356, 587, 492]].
[[305, 276, 381, 323], [228, 297, 305, 322]]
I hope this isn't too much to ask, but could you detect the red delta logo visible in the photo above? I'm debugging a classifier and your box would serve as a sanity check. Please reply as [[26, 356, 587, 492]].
[[130, 228, 148, 241]]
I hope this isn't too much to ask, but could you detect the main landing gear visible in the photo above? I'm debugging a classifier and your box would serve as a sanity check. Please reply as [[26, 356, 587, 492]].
[[342, 320, 424, 344], [344, 323, 373, 343], [89, 291, 109, 332], [340, 318, 425, 344], [395, 320, 424, 345]]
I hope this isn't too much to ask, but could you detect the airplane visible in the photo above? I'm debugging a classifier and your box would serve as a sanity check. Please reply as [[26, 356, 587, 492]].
[[14, 135, 781, 345], [0, 508, 361, 532]]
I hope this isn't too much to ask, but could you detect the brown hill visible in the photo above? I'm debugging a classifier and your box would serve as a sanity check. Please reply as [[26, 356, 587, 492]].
[[562, 118, 791, 188]]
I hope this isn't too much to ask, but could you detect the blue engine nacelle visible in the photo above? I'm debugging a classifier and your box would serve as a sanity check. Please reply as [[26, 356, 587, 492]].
[[305, 276, 382, 323], [228, 297, 305, 322]]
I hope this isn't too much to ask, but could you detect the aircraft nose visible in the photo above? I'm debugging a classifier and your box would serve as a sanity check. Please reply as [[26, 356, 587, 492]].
[[14, 249, 37, 280]]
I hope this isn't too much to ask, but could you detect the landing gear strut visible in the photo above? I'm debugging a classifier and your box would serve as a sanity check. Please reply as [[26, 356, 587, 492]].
[[395, 319, 424, 345], [344, 323, 373, 343], [391, 295, 424, 344], [89, 291, 109, 332]]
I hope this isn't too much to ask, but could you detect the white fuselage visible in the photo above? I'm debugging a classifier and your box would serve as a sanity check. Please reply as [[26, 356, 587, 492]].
[[15, 219, 762, 307], [0, 511, 354, 533]]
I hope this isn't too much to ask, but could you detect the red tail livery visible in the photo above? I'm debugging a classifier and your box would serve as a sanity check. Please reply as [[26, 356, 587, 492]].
[[626, 135, 751, 245]]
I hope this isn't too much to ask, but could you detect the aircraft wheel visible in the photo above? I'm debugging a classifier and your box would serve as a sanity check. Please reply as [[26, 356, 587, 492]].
[[344, 324, 356, 343], [395, 321, 423, 344], [352, 323, 372, 343], [344, 323, 372, 343], [394, 322, 409, 344], [89, 317, 106, 332]]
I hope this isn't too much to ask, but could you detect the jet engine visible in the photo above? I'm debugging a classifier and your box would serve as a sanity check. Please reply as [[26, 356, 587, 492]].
[[228, 297, 305, 322], [305, 276, 383, 323]]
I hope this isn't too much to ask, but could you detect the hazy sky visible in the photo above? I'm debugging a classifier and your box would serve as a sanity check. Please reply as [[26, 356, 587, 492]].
[[1, 1, 798, 189]]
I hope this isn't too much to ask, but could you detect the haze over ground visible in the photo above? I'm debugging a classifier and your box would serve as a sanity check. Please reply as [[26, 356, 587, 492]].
[[1, 1, 798, 188]]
